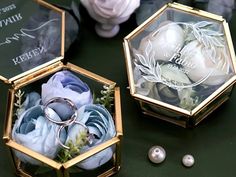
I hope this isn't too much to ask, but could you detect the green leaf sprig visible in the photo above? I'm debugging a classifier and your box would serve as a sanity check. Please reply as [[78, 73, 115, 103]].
[[96, 84, 115, 109], [14, 89, 25, 116], [57, 131, 88, 163]]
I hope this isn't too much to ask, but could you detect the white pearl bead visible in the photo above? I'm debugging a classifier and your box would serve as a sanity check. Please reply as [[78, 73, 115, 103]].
[[148, 146, 166, 164], [182, 154, 195, 167]]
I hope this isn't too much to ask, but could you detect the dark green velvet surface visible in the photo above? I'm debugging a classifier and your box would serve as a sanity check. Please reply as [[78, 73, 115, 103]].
[[1, 1, 236, 177]]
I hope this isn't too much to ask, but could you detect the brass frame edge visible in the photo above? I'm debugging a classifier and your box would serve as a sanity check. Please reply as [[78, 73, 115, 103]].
[[65, 63, 116, 85], [223, 21, 236, 72], [97, 167, 118, 177], [170, 2, 224, 21], [123, 40, 135, 95], [191, 76, 236, 116], [9, 57, 63, 84], [37, 0, 64, 14], [0, 76, 9, 84], [114, 87, 123, 136], [141, 109, 187, 128], [16, 159, 32, 177], [63, 137, 120, 169], [124, 4, 168, 40], [6, 140, 62, 170], [13, 61, 64, 89], [3, 89, 15, 141], [194, 95, 230, 126], [61, 11, 65, 58], [133, 93, 191, 116]]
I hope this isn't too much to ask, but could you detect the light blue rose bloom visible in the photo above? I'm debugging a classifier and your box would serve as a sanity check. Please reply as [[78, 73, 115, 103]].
[[41, 71, 93, 120], [66, 104, 116, 170], [12, 105, 66, 165]]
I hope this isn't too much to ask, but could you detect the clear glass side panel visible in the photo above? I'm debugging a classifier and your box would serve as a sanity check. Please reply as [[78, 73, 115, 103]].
[[128, 7, 234, 111], [0, 0, 62, 80]]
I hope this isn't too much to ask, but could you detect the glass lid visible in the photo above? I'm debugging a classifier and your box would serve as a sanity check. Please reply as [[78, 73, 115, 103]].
[[0, 0, 64, 83], [125, 4, 236, 112]]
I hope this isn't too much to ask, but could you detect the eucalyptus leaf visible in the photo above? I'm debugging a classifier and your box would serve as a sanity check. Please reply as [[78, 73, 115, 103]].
[[135, 53, 148, 67], [201, 35, 208, 47], [135, 64, 152, 75], [193, 28, 201, 41], [161, 64, 192, 85], [194, 21, 213, 28], [154, 63, 162, 79], [143, 75, 160, 82], [145, 40, 153, 58], [201, 29, 223, 36], [149, 51, 156, 68], [210, 37, 224, 47]]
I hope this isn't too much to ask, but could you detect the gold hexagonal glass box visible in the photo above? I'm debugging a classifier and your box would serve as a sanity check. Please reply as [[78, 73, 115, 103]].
[[123, 2, 236, 128], [1, 0, 122, 176]]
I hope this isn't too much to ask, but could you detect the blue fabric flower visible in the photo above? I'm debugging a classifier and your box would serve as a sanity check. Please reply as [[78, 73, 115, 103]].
[[12, 105, 66, 165], [66, 104, 116, 170], [41, 71, 93, 120]]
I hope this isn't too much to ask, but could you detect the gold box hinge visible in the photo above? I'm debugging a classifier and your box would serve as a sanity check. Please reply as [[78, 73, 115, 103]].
[[13, 61, 64, 90]]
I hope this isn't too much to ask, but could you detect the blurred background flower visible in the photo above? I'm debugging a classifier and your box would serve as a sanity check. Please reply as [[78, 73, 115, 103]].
[[81, 0, 140, 37]]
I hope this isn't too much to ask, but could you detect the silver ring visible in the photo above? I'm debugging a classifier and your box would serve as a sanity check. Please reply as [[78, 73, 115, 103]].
[[57, 122, 92, 149], [43, 97, 94, 149], [43, 97, 78, 126]]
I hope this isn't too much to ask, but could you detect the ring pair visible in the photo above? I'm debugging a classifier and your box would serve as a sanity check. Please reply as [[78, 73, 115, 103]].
[[43, 97, 93, 149]]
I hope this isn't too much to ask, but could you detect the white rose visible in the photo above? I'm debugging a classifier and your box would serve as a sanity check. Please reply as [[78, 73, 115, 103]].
[[181, 40, 230, 85], [139, 22, 185, 61]]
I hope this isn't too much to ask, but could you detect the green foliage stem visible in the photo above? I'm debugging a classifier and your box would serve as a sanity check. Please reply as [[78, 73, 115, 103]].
[[96, 84, 115, 109], [57, 131, 88, 163]]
